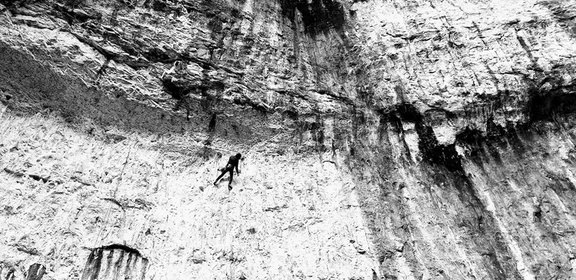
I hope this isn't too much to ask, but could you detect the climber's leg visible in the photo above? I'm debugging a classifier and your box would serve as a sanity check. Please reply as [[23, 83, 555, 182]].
[[214, 169, 227, 185], [228, 169, 234, 189]]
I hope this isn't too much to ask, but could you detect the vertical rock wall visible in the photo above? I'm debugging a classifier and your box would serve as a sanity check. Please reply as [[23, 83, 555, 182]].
[[1, 0, 576, 279]]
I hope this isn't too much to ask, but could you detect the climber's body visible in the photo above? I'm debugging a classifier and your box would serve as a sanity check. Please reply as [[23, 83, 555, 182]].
[[214, 153, 242, 190]]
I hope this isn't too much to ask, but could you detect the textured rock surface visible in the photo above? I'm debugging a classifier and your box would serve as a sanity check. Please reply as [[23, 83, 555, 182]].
[[1, 0, 576, 279]]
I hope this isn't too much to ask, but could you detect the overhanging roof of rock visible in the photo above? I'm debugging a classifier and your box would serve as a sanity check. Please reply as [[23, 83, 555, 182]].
[[0, 0, 575, 135]]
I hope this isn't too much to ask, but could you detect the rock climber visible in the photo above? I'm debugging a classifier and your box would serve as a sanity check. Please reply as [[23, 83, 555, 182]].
[[214, 153, 242, 190]]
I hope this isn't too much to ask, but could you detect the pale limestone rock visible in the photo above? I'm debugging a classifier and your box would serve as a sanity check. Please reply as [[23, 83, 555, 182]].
[[1, 0, 576, 279]]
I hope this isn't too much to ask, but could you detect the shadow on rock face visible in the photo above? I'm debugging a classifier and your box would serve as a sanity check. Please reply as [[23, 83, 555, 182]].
[[279, 0, 347, 37], [80, 244, 149, 280], [26, 264, 45, 280], [527, 83, 576, 124], [0, 263, 46, 280]]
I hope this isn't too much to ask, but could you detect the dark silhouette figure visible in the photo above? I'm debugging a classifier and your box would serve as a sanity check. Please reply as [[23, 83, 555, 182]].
[[214, 153, 242, 190]]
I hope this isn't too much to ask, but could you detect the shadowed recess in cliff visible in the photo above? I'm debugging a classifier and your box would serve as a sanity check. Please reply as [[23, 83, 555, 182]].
[[279, 0, 347, 37], [0, 263, 16, 280], [527, 82, 576, 123], [80, 244, 149, 280], [26, 264, 45, 280], [456, 121, 531, 164], [162, 75, 270, 115], [394, 103, 463, 172], [0, 263, 46, 280]]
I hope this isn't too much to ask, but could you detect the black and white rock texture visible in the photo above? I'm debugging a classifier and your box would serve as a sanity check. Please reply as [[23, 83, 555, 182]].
[[1, 0, 576, 279]]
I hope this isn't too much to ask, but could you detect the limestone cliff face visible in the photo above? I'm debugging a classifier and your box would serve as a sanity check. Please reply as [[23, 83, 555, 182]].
[[1, 0, 576, 279]]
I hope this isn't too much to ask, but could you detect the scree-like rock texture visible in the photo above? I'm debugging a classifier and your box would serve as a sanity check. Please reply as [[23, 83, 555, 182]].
[[1, 0, 576, 279]]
